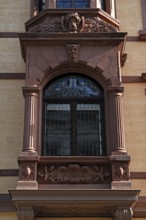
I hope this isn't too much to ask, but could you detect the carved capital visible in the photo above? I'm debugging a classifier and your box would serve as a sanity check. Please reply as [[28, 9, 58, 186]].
[[18, 207, 35, 220], [113, 207, 133, 220]]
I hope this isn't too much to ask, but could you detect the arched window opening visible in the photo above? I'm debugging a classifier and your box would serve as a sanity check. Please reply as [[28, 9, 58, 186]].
[[43, 74, 105, 156]]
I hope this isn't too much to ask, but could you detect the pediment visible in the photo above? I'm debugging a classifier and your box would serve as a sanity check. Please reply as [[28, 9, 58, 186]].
[[26, 9, 120, 34]]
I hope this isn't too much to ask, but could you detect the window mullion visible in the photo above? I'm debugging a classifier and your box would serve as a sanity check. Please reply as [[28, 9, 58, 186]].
[[71, 102, 77, 155]]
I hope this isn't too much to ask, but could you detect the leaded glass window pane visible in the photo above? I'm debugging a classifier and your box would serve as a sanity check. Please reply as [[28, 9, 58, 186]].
[[44, 104, 71, 156], [77, 104, 103, 156], [56, 0, 89, 8], [44, 75, 103, 98]]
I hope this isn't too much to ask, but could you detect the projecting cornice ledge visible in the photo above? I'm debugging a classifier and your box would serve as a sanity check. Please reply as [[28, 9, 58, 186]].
[[9, 189, 140, 217]]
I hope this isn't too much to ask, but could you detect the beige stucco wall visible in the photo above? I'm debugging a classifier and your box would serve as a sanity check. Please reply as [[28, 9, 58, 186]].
[[123, 83, 146, 172], [0, 0, 30, 32], [0, 39, 25, 73], [0, 212, 17, 220], [116, 0, 143, 36], [0, 177, 18, 193], [122, 42, 146, 76], [0, 80, 24, 169]]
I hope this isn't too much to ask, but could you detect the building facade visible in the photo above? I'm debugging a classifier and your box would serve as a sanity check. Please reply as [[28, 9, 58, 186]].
[[0, 0, 146, 219]]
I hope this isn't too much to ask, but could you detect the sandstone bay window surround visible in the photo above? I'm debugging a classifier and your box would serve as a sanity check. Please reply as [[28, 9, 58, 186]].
[[16, 7, 132, 191]]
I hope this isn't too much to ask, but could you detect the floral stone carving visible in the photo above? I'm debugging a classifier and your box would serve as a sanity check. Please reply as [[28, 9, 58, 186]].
[[37, 163, 111, 184], [112, 162, 130, 181], [19, 161, 36, 181], [27, 12, 118, 33]]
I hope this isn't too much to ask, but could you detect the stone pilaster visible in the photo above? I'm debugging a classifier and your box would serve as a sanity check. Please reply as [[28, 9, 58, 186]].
[[17, 86, 39, 189], [113, 207, 133, 220], [22, 86, 40, 155], [18, 207, 35, 220], [108, 87, 126, 154]]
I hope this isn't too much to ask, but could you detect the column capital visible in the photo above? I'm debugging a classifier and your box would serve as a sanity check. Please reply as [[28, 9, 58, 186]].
[[107, 86, 124, 95], [22, 86, 40, 97]]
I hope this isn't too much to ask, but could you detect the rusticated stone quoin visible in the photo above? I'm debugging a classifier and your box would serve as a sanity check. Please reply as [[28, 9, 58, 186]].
[[37, 163, 111, 184]]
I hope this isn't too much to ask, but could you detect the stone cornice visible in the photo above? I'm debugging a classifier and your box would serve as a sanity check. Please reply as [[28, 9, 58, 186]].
[[9, 189, 140, 217]]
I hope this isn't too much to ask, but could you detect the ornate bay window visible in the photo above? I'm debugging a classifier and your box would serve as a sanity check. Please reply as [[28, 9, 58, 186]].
[[8, 3, 141, 220], [16, 7, 131, 191]]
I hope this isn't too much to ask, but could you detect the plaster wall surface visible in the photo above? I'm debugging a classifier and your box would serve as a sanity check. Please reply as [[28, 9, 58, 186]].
[[123, 83, 146, 172], [0, 80, 24, 169], [0, 177, 18, 193], [0, 213, 17, 220], [131, 179, 146, 196], [116, 0, 143, 36], [0, 39, 25, 73], [0, 0, 30, 32], [121, 42, 146, 76]]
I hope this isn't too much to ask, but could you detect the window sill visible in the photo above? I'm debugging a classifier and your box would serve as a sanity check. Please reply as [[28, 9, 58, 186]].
[[139, 30, 146, 40]]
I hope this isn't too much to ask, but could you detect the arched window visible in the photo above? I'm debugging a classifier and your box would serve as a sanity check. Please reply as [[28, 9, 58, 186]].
[[43, 74, 105, 156]]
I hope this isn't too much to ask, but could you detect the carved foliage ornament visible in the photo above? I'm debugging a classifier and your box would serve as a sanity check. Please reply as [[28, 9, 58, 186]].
[[27, 12, 117, 33], [37, 163, 111, 184], [19, 162, 36, 181], [112, 162, 129, 181]]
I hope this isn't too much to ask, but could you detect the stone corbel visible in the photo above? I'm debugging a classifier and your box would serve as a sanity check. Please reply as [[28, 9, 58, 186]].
[[17, 206, 35, 220], [113, 207, 133, 220]]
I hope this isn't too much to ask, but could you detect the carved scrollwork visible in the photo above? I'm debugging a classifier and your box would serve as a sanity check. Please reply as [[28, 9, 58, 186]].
[[37, 163, 111, 184], [19, 162, 36, 181], [112, 162, 130, 181], [27, 13, 118, 33], [82, 17, 117, 33]]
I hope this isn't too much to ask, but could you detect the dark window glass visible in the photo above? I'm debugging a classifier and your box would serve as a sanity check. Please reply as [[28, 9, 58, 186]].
[[56, 0, 89, 8], [43, 75, 105, 156]]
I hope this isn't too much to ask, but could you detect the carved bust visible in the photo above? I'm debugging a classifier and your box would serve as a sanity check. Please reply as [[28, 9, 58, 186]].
[[67, 44, 80, 63], [62, 12, 82, 32]]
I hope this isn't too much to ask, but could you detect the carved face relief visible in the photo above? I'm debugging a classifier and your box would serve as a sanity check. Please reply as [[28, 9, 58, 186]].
[[62, 12, 83, 32], [67, 44, 80, 63]]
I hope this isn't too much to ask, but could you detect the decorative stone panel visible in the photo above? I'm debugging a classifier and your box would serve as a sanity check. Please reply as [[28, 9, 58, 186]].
[[37, 163, 111, 184], [26, 9, 119, 33]]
